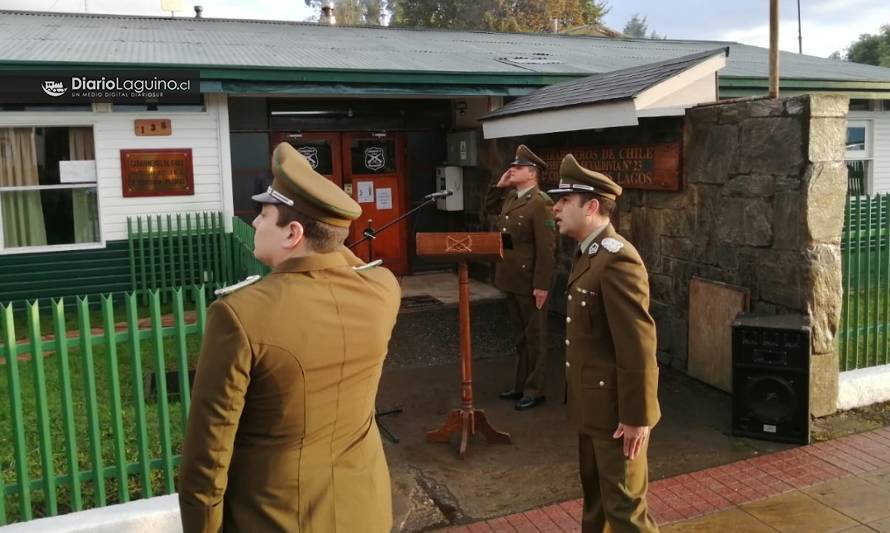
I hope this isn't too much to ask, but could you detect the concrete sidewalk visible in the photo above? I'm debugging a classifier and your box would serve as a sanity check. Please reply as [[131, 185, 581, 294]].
[[441, 426, 890, 532]]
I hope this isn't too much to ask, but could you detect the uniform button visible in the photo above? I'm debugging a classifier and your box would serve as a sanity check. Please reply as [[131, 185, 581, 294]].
[[522, 264, 526, 269], [599, 380, 605, 387], [565, 361, 571, 368], [565, 339, 570, 346], [568, 294, 573, 301], [502, 227, 507, 232], [506, 216, 510, 220], [581, 301, 586, 307], [566, 316, 571, 323]]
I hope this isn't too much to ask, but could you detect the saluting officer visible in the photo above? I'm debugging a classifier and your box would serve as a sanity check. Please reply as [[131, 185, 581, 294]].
[[486, 144, 557, 410], [548, 154, 660, 533], [178, 142, 401, 533]]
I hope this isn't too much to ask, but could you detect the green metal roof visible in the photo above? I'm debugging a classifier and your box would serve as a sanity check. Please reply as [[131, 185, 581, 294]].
[[1, 10, 889, 96]]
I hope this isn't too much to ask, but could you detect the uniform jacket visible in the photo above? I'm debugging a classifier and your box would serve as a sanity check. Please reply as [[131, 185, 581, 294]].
[[564, 224, 660, 438], [486, 185, 557, 295], [178, 251, 401, 533]]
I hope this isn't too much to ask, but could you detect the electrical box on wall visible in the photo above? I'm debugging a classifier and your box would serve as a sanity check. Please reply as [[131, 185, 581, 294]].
[[446, 130, 479, 166], [436, 166, 464, 211]]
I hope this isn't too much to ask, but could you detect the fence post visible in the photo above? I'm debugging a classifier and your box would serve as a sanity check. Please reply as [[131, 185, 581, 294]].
[[25, 301, 57, 516], [2, 303, 31, 521], [51, 299, 83, 512], [76, 296, 106, 507]]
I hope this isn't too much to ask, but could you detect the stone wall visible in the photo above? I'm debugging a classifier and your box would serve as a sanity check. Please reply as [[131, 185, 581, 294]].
[[623, 94, 848, 416]]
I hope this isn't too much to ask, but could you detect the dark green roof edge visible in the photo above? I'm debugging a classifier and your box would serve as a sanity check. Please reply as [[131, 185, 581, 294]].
[[0, 60, 578, 86], [721, 76, 890, 90], [2, 61, 889, 97]]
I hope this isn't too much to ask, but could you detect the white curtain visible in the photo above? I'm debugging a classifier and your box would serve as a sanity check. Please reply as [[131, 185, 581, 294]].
[[0, 128, 47, 247], [68, 127, 99, 243]]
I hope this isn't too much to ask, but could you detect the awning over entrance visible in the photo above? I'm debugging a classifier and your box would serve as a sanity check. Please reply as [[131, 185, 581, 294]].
[[481, 48, 729, 139]]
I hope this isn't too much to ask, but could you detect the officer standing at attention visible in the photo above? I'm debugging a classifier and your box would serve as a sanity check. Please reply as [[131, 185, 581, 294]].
[[549, 154, 660, 533], [178, 142, 400, 533], [486, 144, 557, 410]]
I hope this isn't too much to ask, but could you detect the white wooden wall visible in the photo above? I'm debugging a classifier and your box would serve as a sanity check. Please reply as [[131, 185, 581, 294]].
[[848, 109, 890, 194], [0, 93, 233, 251]]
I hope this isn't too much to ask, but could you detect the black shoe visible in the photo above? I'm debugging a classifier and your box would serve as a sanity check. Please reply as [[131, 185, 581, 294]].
[[515, 396, 545, 410], [499, 389, 523, 400]]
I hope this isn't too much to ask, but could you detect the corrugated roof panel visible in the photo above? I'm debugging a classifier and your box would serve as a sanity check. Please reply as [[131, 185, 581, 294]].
[[0, 10, 887, 84]]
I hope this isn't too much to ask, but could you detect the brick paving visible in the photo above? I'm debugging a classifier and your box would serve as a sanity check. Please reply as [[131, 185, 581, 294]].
[[441, 426, 890, 532]]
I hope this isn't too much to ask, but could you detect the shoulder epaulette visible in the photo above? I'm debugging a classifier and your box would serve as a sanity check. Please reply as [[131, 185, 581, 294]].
[[214, 275, 261, 296], [353, 259, 384, 272], [601, 238, 624, 254], [538, 190, 553, 203]]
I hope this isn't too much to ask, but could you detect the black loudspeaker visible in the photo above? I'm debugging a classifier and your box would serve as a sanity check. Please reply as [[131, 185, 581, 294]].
[[731, 314, 811, 445]]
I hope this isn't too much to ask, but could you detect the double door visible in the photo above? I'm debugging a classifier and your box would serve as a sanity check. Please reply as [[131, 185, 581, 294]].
[[270, 132, 409, 275]]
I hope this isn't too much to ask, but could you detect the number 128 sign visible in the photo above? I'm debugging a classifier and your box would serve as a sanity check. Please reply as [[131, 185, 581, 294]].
[[134, 119, 172, 136]]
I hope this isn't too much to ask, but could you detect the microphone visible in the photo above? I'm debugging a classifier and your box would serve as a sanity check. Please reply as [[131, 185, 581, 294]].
[[424, 190, 454, 200]]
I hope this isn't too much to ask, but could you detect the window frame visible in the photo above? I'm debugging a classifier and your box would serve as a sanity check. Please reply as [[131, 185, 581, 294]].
[[0, 120, 104, 255]]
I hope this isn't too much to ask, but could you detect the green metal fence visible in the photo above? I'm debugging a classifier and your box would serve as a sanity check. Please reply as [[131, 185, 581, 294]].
[[840, 193, 890, 371], [231, 216, 271, 278], [0, 287, 207, 524], [127, 213, 233, 303]]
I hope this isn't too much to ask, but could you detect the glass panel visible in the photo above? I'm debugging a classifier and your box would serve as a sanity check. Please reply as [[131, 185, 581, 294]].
[[288, 140, 334, 175], [846, 126, 866, 152], [350, 139, 396, 174], [1, 188, 99, 247]]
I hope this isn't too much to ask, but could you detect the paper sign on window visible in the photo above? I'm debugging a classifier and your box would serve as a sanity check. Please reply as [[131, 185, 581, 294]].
[[357, 181, 374, 203], [59, 160, 97, 183], [376, 187, 393, 210]]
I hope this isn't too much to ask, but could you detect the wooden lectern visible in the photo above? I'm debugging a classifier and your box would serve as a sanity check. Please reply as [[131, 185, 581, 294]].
[[416, 232, 512, 458]]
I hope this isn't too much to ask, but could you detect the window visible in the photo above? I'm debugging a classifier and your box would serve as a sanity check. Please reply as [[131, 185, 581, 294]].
[[0, 126, 100, 251], [846, 120, 872, 196]]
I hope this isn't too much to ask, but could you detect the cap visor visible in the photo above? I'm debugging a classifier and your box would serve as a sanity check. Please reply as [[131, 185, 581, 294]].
[[510, 158, 537, 167], [546, 187, 575, 196], [251, 191, 282, 204]]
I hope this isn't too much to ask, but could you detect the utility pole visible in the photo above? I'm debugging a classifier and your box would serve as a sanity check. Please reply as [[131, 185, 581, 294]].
[[797, 0, 803, 54], [769, 0, 780, 98]]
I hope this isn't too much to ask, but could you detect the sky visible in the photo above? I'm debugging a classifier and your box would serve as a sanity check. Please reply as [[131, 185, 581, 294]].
[[0, 0, 888, 59]]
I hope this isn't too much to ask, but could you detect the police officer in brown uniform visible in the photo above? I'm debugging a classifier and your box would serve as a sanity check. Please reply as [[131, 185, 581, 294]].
[[549, 154, 660, 533], [178, 142, 400, 533], [486, 145, 557, 410]]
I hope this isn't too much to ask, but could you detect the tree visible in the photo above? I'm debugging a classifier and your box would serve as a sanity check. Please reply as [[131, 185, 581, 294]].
[[303, 0, 388, 26], [622, 13, 647, 38], [622, 13, 662, 39], [834, 25, 890, 67], [389, 0, 608, 33]]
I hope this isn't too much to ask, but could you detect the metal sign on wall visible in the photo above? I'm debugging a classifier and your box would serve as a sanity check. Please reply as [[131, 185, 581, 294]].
[[120, 149, 194, 197], [540, 143, 682, 191]]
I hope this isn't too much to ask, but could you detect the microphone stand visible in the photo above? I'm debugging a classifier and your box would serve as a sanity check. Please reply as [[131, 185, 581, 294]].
[[346, 194, 444, 259], [347, 191, 451, 444]]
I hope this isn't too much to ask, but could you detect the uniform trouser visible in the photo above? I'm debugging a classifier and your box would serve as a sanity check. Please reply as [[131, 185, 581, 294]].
[[578, 433, 659, 533], [505, 291, 548, 398]]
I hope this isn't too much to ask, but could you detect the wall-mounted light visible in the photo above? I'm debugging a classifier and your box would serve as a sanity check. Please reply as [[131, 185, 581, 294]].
[[455, 100, 468, 115], [371, 131, 387, 138], [288, 132, 303, 139]]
